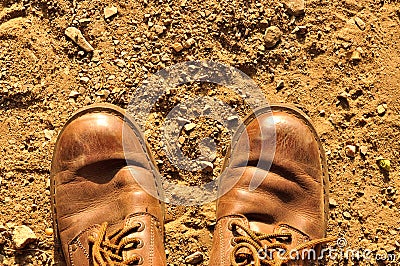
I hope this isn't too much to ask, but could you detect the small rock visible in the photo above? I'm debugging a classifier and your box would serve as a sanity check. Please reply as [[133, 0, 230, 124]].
[[258, 44, 265, 51], [377, 157, 390, 172], [360, 146, 368, 156], [161, 54, 170, 62], [264, 26, 282, 48], [177, 117, 191, 124], [104, 6, 118, 19], [343, 211, 352, 220], [13, 225, 37, 249], [91, 50, 101, 62], [200, 161, 213, 172], [345, 145, 356, 157], [65, 27, 94, 52], [185, 251, 204, 264], [354, 17, 366, 30], [350, 50, 362, 61], [329, 198, 338, 208], [387, 244, 396, 253], [377, 104, 387, 116], [284, 0, 305, 16], [154, 25, 164, 35], [44, 228, 53, 236], [183, 38, 196, 48], [78, 18, 91, 26], [43, 129, 54, 140], [291, 26, 307, 35], [80, 77, 90, 83], [227, 115, 239, 124], [184, 123, 196, 132], [0, 224, 7, 232], [115, 59, 126, 68], [69, 90, 80, 98], [172, 42, 184, 52], [276, 80, 285, 90], [178, 136, 185, 144]]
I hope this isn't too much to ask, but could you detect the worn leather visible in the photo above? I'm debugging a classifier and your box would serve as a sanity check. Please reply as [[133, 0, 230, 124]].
[[210, 107, 327, 265], [51, 106, 166, 266]]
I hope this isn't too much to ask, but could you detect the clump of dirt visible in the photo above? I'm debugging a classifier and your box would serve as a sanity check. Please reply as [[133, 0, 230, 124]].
[[1, 0, 400, 265]]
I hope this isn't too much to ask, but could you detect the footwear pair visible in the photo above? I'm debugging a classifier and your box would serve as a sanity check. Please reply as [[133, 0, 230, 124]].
[[50, 103, 332, 265]]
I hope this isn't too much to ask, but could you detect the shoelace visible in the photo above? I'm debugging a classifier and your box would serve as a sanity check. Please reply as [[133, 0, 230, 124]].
[[229, 220, 336, 266], [88, 222, 144, 266]]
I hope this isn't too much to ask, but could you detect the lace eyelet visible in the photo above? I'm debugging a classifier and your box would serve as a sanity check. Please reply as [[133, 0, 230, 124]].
[[228, 220, 239, 231], [133, 254, 144, 265], [136, 221, 145, 232], [136, 238, 144, 249]]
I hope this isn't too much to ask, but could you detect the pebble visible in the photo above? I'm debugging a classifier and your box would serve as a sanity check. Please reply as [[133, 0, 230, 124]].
[[161, 54, 170, 62], [350, 50, 362, 61], [345, 145, 356, 157], [354, 17, 366, 30], [329, 198, 338, 208], [227, 115, 239, 124], [79, 18, 91, 26], [115, 59, 126, 68], [172, 42, 184, 52], [80, 77, 90, 83], [377, 104, 387, 116], [12, 225, 38, 249], [69, 90, 80, 98], [276, 80, 285, 90], [284, 0, 305, 16], [360, 145, 368, 156], [0, 224, 6, 232], [44, 228, 53, 236], [185, 251, 204, 264], [177, 117, 191, 124], [178, 136, 185, 144], [91, 50, 101, 62], [200, 161, 213, 172], [65, 27, 94, 52], [104, 6, 118, 19], [291, 26, 307, 35], [43, 129, 54, 140], [184, 123, 196, 132], [264, 26, 282, 48], [154, 25, 164, 35], [343, 211, 352, 219], [183, 38, 195, 48], [377, 157, 390, 172]]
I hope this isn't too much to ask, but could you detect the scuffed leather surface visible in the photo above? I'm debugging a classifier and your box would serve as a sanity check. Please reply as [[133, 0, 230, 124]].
[[51, 110, 166, 266], [211, 109, 327, 265]]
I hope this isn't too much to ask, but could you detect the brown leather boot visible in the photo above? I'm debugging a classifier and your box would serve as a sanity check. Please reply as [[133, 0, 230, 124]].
[[50, 104, 166, 266], [210, 105, 335, 266]]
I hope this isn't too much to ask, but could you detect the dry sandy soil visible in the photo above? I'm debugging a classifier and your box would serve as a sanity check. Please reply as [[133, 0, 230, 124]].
[[1, 0, 400, 265]]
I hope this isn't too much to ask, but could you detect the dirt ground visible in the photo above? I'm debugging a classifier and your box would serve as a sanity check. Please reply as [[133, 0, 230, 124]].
[[1, 0, 400, 265]]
